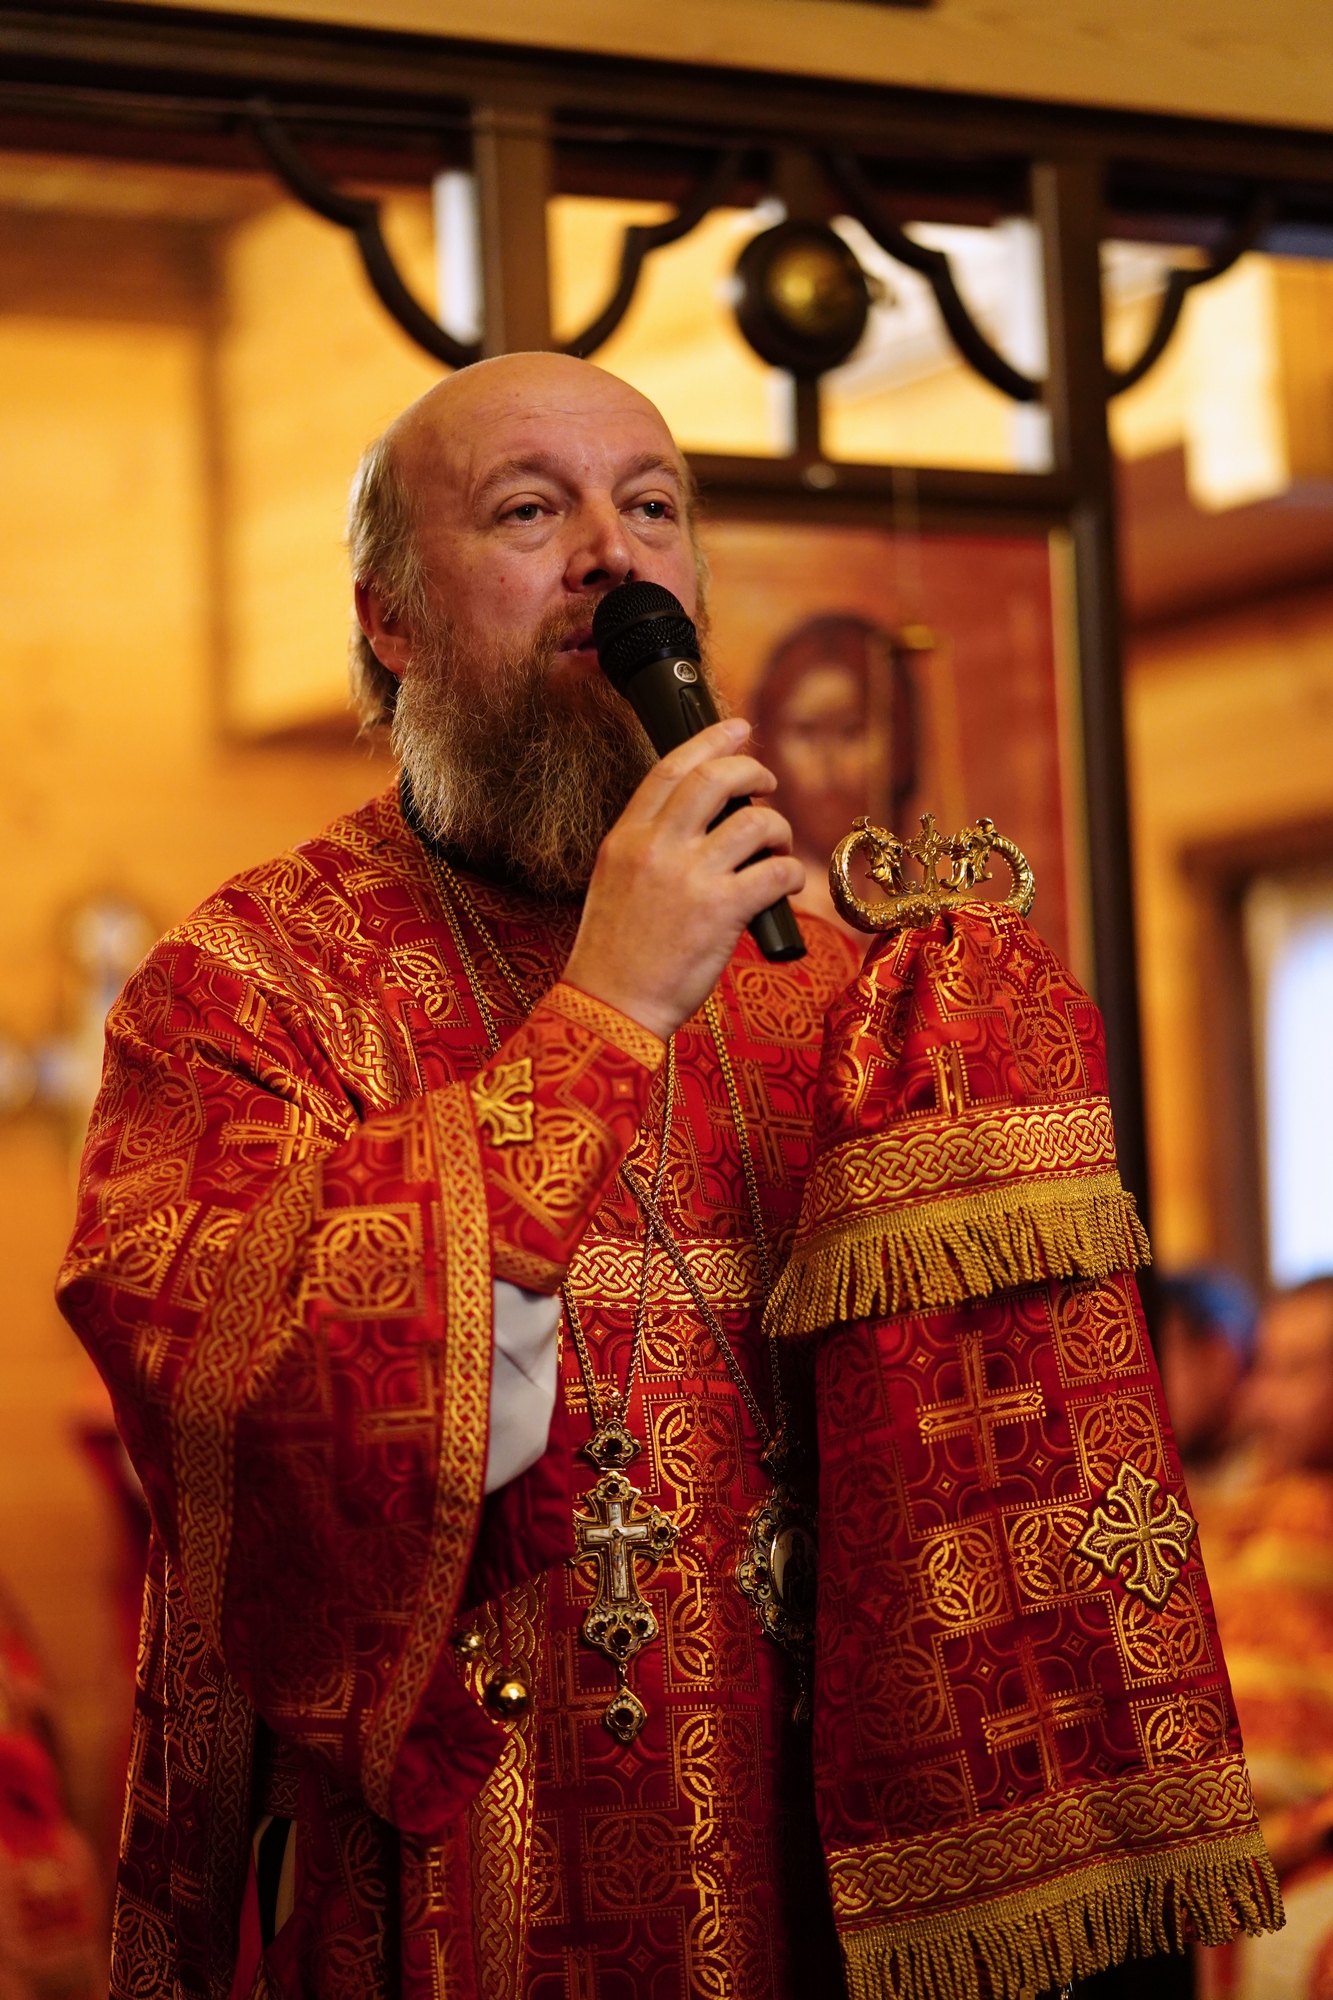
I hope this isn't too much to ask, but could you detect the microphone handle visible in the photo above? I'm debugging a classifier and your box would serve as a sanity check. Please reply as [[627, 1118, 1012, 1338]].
[[617, 658, 806, 965]]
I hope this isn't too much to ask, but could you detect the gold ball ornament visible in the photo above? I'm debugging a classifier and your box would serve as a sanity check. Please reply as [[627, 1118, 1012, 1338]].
[[483, 1670, 532, 1722], [452, 1627, 486, 1660], [733, 220, 870, 378], [764, 236, 865, 341]]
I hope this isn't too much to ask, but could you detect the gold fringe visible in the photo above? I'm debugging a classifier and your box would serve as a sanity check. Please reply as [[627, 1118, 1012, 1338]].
[[765, 1173, 1150, 1339], [840, 1829, 1282, 2000]]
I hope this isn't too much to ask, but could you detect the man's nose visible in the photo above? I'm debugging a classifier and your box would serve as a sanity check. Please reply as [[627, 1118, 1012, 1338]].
[[564, 500, 634, 591]]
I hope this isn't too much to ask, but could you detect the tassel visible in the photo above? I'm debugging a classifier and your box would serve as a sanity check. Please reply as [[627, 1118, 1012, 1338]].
[[765, 1174, 1150, 1340], [839, 1832, 1282, 2000]]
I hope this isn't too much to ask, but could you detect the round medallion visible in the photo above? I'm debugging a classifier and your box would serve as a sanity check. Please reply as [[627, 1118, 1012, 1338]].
[[733, 221, 870, 378], [483, 1670, 531, 1721], [770, 1522, 818, 1629]]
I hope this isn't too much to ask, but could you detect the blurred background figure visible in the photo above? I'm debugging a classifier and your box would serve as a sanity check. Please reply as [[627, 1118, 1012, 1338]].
[[1195, 1277, 1333, 1999], [1157, 1267, 1259, 1474], [0, 1581, 101, 1999], [752, 612, 917, 932]]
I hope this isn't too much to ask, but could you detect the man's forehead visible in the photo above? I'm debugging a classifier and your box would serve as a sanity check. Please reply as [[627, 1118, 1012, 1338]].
[[397, 366, 682, 496]]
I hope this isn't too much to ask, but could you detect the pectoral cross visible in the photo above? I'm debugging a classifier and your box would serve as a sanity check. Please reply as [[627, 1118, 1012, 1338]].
[[572, 1466, 677, 1743], [918, 1331, 1046, 1489]]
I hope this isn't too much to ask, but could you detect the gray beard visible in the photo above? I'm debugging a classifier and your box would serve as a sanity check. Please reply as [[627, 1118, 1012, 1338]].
[[392, 608, 661, 900]]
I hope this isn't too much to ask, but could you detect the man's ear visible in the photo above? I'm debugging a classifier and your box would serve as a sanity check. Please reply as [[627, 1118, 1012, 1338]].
[[355, 580, 412, 681]]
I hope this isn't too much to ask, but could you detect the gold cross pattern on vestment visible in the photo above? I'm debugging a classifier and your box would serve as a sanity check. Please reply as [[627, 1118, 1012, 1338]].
[[1075, 1461, 1196, 1610], [572, 1466, 678, 1742], [980, 1636, 1105, 1791], [917, 1333, 1046, 1489]]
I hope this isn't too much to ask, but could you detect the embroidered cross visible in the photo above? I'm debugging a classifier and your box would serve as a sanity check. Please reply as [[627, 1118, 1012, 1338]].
[[981, 1636, 1104, 1790], [927, 1041, 971, 1118], [705, 1059, 807, 1189], [572, 1467, 677, 1672], [470, 1056, 534, 1146], [918, 1332, 1046, 1488], [1075, 1461, 1196, 1610], [542, 1631, 620, 1788]]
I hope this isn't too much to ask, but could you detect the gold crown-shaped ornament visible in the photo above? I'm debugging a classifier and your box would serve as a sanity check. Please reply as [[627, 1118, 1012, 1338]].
[[830, 812, 1035, 934]]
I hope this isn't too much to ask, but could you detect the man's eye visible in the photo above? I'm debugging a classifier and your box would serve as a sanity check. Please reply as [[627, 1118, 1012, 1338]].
[[507, 503, 543, 523], [637, 500, 669, 520]]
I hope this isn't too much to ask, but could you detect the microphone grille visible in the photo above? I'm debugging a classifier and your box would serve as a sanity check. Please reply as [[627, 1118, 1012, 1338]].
[[593, 581, 699, 685]]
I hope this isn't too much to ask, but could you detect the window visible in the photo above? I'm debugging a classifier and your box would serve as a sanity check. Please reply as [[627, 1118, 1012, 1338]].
[[1246, 870, 1333, 1286]]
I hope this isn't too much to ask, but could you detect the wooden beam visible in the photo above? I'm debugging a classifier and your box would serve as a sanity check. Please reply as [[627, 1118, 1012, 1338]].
[[6, 5, 1333, 205], [473, 101, 552, 355], [1033, 157, 1154, 1242]]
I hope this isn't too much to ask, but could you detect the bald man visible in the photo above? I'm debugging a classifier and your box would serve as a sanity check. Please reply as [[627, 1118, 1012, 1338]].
[[60, 357, 859, 2000]]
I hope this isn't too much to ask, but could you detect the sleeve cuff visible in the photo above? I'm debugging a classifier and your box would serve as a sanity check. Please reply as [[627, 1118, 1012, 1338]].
[[541, 981, 667, 1073]]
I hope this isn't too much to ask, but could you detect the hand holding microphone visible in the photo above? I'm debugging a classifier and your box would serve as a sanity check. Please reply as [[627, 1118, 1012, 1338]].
[[561, 584, 807, 1044], [592, 583, 806, 964]]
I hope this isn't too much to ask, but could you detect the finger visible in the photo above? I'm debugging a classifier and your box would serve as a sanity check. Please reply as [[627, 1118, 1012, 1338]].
[[652, 755, 779, 838], [724, 854, 806, 926], [702, 805, 795, 873], [618, 718, 752, 825]]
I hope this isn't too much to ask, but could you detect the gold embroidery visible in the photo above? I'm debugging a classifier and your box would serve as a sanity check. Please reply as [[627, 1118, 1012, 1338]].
[[1049, 1273, 1144, 1382], [799, 1099, 1122, 1230], [360, 1083, 492, 1819], [171, 1160, 320, 1647], [1004, 1505, 1101, 1605], [470, 1056, 536, 1147], [571, 1233, 762, 1312], [465, 1579, 545, 2000], [541, 981, 666, 1072], [1072, 1391, 1163, 1493], [915, 1525, 1009, 1629], [1133, 1692, 1231, 1768], [304, 1205, 425, 1319], [826, 1752, 1262, 1923], [978, 1636, 1104, 1790], [917, 1332, 1045, 1489], [1075, 1463, 1196, 1612], [1114, 1580, 1212, 1685], [584, 1812, 686, 1911], [171, 1206, 244, 1312], [102, 1202, 198, 1300]]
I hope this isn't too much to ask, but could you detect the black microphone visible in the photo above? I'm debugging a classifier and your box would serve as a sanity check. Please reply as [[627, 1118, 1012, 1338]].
[[592, 581, 806, 965]]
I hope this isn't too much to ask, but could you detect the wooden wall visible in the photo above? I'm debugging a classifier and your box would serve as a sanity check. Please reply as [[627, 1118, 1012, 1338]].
[[0, 166, 397, 1874]]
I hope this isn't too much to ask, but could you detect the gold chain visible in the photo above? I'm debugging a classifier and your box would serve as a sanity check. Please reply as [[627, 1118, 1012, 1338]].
[[421, 845, 785, 1458]]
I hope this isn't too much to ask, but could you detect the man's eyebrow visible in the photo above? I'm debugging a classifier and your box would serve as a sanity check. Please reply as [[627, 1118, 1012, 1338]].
[[473, 449, 684, 504], [615, 451, 685, 488]]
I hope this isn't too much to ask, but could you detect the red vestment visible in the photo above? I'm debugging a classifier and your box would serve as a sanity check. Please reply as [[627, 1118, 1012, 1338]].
[[58, 785, 858, 2000]]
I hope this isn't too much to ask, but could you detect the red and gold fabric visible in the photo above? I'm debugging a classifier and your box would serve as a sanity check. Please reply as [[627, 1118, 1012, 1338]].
[[764, 903, 1280, 2000], [57, 784, 859, 2000]]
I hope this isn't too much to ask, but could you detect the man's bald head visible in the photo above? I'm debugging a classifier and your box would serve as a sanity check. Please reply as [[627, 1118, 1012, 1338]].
[[388, 351, 686, 493], [348, 355, 696, 728]]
